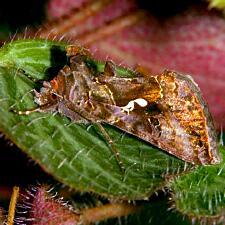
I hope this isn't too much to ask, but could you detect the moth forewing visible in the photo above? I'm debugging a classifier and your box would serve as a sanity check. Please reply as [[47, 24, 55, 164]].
[[151, 71, 220, 165]]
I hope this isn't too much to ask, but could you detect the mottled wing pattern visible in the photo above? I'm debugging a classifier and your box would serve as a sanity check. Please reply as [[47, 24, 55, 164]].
[[29, 44, 220, 165], [156, 71, 219, 164], [94, 71, 220, 165]]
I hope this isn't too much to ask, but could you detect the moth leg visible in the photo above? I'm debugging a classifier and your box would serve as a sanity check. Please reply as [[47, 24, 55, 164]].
[[95, 123, 125, 173]]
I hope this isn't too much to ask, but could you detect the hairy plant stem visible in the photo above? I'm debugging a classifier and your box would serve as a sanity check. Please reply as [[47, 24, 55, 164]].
[[81, 202, 141, 224]]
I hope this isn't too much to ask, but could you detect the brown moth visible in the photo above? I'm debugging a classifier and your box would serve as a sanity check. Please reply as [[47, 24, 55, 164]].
[[18, 45, 221, 169]]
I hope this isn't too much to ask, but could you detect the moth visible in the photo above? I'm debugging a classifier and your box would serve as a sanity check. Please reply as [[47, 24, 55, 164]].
[[17, 45, 221, 170]]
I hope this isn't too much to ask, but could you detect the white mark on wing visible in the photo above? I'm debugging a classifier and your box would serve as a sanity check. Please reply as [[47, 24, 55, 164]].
[[121, 98, 148, 114], [135, 98, 148, 107]]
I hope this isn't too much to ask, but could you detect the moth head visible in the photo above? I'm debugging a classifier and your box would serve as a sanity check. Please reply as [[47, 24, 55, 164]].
[[34, 81, 60, 106]]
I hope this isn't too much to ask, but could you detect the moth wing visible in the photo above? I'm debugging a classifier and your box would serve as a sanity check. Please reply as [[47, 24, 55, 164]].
[[92, 70, 220, 165], [98, 102, 199, 163]]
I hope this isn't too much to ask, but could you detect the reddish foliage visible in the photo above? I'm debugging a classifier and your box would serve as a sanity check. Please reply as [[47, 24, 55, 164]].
[[65, 0, 137, 37], [47, 0, 90, 20], [41, 0, 137, 40], [16, 187, 80, 225], [14, 186, 138, 225]]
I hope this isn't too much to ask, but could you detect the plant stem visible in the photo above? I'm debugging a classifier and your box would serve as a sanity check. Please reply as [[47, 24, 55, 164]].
[[81, 202, 141, 224], [7, 186, 19, 225]]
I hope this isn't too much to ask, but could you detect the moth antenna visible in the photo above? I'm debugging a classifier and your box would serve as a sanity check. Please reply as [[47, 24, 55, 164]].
[[95, 123, 125, 173], [13, 107, 42, 115]]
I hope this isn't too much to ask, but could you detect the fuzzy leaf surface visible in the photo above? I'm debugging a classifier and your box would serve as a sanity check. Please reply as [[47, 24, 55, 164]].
[[170, 146, 225, 223]]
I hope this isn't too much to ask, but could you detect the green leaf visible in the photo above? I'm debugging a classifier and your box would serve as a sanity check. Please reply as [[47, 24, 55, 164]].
[[170, 145, 225, 223], [209, 0, 225, 9], [0, 39, 190, 199], [0, 39, 67, 79]]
